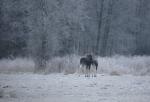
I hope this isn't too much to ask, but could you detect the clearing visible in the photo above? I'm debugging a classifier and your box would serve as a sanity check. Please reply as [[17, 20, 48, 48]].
[[0, 73, 150, 102]]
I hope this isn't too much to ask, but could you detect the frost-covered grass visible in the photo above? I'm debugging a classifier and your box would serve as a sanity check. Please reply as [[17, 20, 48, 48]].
[[98, 55, 150, 76], [0, 58, 35, 73], [46, 55, 79, 74], [0, 55, 150, 75]]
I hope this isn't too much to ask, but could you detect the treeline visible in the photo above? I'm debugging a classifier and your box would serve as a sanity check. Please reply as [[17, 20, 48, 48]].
[[0, 0, 150, 58]]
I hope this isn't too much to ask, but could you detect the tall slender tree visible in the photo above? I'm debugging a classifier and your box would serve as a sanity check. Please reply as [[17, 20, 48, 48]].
[[100, 0, 114, 56], [31, 0, 49, 72], [95, 0, 104, 55], [135, 0, 149, 55]]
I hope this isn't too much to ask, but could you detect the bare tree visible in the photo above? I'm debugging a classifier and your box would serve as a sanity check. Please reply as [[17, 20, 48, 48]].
[[135, 0, 149, 55], [32, 0, 49, 73], [100, 0, 114, 56], [95, 0, 104, 55]]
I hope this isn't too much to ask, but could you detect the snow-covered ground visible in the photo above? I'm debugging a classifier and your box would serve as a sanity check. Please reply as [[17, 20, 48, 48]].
[[0, 73, 150, 102]]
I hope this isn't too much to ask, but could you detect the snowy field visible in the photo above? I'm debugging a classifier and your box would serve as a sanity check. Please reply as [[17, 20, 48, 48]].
[[0, 73, 150, 102], [0, 56, 150, 102]]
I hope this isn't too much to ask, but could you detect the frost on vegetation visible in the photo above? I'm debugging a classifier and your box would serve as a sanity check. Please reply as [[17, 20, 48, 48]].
[[0, 55, 150, 76]]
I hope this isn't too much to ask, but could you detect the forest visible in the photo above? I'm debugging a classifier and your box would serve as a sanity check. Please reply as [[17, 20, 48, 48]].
[[0, 0, 150, 72]]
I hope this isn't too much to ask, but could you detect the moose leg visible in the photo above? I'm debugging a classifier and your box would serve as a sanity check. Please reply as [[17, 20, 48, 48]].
[[88, 66, 90, 77], [88, 65, 90, 77], [94, 66, 97, 77], [92, 65, 95, 77], [85, 66, 87, 77], [90, 65, 94, 77], [78, 65, 82, 76], [86, 68, 88, 77]]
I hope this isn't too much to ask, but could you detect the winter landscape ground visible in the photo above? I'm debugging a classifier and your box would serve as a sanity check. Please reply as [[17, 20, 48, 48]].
[[0, 73, 150, 102], [0, 56, 150, 102]]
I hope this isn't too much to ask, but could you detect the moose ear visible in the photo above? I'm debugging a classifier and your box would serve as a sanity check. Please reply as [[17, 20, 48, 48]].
[[86, 54, 93, 59]]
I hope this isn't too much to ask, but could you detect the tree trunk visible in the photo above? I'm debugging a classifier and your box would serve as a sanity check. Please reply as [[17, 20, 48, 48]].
[[95, 0, 104, 55], [100, 0, 114, 56], [34, 0, 49, 73]]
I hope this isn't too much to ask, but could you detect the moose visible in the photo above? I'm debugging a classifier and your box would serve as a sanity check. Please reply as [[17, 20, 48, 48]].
[[79, 54, 98, 77]]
